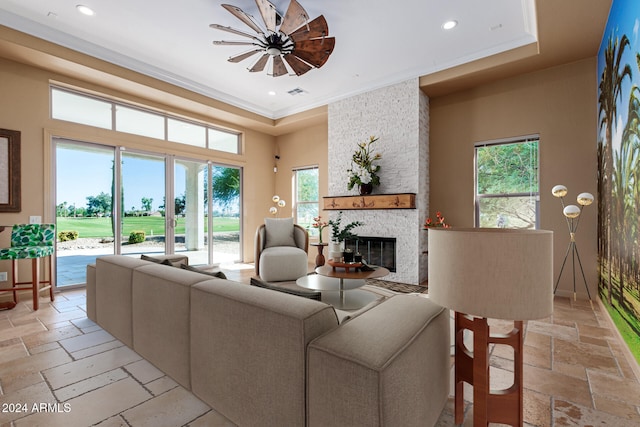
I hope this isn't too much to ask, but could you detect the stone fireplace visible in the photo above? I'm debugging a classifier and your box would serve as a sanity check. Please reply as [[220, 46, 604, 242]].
[[327, 79, 429, 284]]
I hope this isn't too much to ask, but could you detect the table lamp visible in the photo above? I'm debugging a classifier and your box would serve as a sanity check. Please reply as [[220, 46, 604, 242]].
[[428, 228, 553, 426]]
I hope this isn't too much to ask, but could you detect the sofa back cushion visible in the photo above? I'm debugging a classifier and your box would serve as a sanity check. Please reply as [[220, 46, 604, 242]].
[[190, 280, 338, 426], [131, 264, 215, 389], [95, 255, 153, 347]]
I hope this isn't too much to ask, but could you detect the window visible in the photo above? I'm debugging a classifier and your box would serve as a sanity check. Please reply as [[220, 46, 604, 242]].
[[51, 89, 112, 129], [50, 86, 241, 154], [115, 105, 164, 139], [475, 136, 539, 229], [294, 167, 319, 235], [168, 118, 206, 147]]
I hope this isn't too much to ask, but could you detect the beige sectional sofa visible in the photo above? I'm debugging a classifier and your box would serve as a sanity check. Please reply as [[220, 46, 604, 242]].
[[86, 254, 450, 426]]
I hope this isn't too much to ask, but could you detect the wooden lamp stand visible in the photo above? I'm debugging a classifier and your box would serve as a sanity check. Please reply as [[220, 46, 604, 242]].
[[454, 312, 524, 426]]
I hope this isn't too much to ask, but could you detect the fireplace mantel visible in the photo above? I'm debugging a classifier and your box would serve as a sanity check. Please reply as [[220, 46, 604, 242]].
[[323, 193, 416, 210]]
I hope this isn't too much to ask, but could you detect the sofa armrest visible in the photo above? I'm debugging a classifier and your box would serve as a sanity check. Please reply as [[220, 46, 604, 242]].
[[307, 294, 450, 427]]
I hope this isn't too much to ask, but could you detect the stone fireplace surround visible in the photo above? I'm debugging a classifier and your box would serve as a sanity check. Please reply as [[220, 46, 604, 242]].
[[327, 79, 429, 285]]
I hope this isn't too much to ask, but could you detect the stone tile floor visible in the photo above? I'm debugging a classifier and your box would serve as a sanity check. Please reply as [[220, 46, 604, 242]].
[[1, 273, 639, 426]]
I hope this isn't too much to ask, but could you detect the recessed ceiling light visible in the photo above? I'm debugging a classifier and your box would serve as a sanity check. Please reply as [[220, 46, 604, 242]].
[[268, 91, 276, 96], [442, 20, 458, 30], [76, 5, 95, 16]]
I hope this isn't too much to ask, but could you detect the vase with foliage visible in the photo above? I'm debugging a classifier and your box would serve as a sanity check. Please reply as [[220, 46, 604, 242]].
[[347, 136, 381, 195], [328, 211, 363, 262]]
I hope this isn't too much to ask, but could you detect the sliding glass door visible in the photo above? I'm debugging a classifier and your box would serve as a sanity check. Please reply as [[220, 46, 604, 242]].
[[174, 159, 208, 264], [120, 151, 166, 256], [55, 140, 116, 287], [54, 139, 242, 287], [211, 165, 241, 264]]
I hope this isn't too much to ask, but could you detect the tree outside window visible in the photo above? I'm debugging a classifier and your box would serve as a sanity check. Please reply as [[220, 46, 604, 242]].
[[294, 167, 319, 234], [475, 138, 539, 229]]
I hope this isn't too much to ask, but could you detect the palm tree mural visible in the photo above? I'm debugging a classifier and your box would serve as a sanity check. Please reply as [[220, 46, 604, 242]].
[[598, 32, 631, 304]]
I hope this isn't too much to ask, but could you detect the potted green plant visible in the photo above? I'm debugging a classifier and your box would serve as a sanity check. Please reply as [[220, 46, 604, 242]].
[[328, 211, 363, 261]]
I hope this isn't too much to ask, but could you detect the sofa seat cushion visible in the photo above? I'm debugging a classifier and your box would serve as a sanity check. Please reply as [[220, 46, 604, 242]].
[[258, 246, 308, 282]]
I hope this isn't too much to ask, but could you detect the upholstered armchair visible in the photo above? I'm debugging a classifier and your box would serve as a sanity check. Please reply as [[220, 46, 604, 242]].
[[254, 218, 309, 282]]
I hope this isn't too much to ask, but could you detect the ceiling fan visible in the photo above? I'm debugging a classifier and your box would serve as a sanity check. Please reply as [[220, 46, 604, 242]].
[[210, 0, 335, 77]]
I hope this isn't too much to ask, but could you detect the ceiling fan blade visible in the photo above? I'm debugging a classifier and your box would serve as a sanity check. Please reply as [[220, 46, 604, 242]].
[[292, 37, 335, 68], [283, 54, 313, 76], [213, 40, 258, 46], [249, 54, 270, 72], [289, 15, 329, 42], [255, 0, 277, 32], [279, 0, 309, 35], [272, 55, 288, 77], [209, 24, 257, 39], [228, 49, 262, 63], [222, 4, 264, 35]]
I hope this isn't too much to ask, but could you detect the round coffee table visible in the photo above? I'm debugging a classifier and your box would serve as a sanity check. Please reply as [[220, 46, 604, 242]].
[[296, 265, 390, 309]]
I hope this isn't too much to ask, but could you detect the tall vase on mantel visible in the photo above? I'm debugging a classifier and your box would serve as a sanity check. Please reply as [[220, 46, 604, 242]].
[[359, 183, 373, 196]]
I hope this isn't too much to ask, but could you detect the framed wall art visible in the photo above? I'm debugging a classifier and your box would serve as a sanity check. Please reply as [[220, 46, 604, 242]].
[[0, 128, 21, 212]]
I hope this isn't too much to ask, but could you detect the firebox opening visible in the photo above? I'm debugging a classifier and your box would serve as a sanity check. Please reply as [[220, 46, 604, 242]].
[[344, 236, 396, 272]]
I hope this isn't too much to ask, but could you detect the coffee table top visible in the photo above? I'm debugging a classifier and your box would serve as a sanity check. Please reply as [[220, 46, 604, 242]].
[[315, 265, 390, 280], [296, 274, 365, 291]]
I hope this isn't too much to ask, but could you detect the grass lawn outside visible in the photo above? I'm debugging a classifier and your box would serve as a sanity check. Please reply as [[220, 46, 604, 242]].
[[56, 216, 240, 238]]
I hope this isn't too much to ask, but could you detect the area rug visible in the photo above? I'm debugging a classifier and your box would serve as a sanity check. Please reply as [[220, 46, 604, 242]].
[[365, 278, 428, 294]]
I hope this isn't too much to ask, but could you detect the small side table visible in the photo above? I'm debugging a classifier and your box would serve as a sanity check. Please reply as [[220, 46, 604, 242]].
[[310, 242, 328, 268]]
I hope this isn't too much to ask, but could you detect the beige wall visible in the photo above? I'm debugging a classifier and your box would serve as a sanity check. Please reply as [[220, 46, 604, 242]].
[[428, 58, 598, 299], [0, 46, 601, 299], [273, 123, 329, 263], [0, 57, 276, 281]]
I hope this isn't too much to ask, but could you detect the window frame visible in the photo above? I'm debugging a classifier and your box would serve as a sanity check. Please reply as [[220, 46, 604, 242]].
[[474, 135, 540, 229], [50, 85, 242, 154], [293, 166, 320, 236]]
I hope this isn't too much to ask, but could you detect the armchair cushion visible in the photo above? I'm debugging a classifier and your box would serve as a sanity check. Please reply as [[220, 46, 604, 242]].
[[259, 246, 309, 282], [264, 217, 296, 248]]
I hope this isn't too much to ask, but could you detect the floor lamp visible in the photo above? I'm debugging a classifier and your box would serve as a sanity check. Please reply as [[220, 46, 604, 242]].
[[551, 185, 594, 301], [428, 228, 553, 426]]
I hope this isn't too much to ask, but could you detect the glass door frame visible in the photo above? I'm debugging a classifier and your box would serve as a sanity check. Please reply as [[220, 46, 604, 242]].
[[50, 137, 244, 289]]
